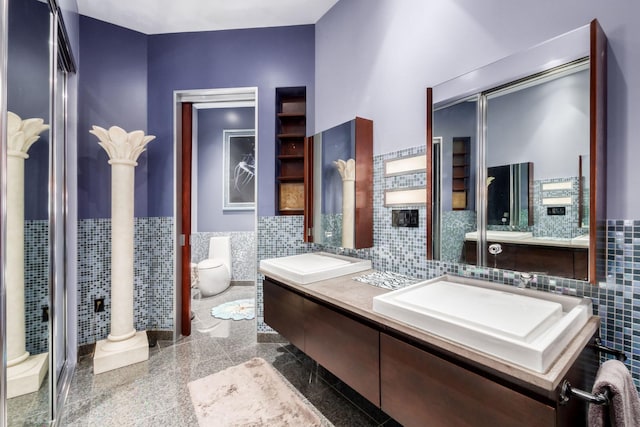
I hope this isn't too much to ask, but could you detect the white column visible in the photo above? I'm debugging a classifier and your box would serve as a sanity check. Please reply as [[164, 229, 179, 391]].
[[334, 159, 356, 249], [6, 112, 49, 398], [7, 152, 28, 367], [90, 125, 155, 374], [108, 160, 137, 342]]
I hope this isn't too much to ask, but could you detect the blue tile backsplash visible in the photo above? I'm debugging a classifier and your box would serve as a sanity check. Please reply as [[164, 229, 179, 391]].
[[77, 217, 174, 346]]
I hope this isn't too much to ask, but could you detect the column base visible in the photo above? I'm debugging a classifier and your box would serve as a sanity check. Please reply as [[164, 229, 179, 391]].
[[7, 352, 49, 398], [93, 330, 149, 374]]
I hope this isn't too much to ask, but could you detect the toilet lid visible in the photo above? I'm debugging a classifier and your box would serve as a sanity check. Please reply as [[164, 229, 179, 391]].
[[198, 259, 223, 269]]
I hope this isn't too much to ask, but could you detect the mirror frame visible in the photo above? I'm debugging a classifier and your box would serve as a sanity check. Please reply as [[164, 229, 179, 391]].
[[426, 19, 606, 284]]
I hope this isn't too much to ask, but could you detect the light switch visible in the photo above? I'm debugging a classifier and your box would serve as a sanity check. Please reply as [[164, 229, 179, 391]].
[[392, 209, 419, 227]]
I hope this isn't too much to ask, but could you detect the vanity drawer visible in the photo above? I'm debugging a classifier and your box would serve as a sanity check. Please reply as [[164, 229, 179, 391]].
[[380, 333, 555, 427], [263, 279, 305, 350], [304, 299, 380, 406]]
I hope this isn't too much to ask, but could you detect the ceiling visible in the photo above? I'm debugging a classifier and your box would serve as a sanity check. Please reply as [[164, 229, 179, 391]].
[[76, 0, 340, 35]]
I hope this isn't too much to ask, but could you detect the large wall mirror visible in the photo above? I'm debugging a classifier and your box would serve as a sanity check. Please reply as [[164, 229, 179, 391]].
[[3, 0, 76, 424], [427, 20, 607, 284], [5, 0, 52, 424], [304, 117, 373, 249]]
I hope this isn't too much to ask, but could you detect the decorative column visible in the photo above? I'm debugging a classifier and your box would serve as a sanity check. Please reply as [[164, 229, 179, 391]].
[[334, 158, 356, 248], [6, 112, 49, 398], [90, 125, 155, 374]]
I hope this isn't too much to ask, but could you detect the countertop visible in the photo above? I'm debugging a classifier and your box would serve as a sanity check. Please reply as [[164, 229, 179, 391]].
[[260, 268, 600, 396]]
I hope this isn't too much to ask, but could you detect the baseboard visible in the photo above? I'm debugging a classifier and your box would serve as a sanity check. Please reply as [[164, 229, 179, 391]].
[[231, 280, 255, 286], [257, 332, 287, 343]]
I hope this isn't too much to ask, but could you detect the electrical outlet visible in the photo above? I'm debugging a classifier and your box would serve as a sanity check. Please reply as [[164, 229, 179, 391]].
[[94, 298, 105, 313]]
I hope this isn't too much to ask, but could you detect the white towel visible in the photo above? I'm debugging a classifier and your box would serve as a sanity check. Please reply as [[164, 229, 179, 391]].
[[588, 359, 640, 427]]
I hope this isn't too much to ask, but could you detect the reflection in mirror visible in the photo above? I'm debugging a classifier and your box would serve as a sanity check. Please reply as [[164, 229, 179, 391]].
[[486, 63, 589, 241], [432, 97, 477, 263], [312, 120, 355, 247], [487, 162, 532, 228], [6, 0, 51, 422], [428, 20, 606, 283], [306, 117, 373, 249]]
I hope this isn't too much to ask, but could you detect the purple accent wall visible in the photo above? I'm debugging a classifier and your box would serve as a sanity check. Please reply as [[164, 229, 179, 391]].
[[77, 16, 148, 219], [316, 0, 640, 218], [8, 0, 50, 220], [147, 25, 315, 217], [196, 107, 255, 231]]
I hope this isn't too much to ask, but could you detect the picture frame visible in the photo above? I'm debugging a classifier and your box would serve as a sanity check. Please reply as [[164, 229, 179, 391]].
[[223, 129, 256, 210]]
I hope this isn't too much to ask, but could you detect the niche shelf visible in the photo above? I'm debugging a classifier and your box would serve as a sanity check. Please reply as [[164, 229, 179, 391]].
[[275, 87, 306, 215], [451, 137, 470, 210]]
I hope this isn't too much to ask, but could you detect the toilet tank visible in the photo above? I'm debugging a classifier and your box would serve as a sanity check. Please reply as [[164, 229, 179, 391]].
[[208, 236, 232, 273]]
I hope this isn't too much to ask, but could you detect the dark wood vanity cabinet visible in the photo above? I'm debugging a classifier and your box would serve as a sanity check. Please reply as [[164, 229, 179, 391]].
[[464, 241, 588, 280], [263, 277, 598, 427], [263, 278, 380, 405], [380, 334, 555, 427], [304, 300, 380, 405], [263, 278, 305, 349]]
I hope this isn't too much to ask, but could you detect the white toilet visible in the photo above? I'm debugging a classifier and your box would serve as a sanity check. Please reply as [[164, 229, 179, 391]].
[[197, 236, 232, 297]]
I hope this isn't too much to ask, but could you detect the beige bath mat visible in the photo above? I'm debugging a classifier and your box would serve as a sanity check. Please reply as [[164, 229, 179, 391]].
[[188, 357, 329, 426]]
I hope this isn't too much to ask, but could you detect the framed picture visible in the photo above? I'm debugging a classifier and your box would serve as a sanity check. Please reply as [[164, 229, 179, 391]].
[[223, 129, 255, 210]]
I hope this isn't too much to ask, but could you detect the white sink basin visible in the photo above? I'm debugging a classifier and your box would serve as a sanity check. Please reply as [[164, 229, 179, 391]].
[[372, 275, 592, 373], [259, 252, 372, 285], [465, 230, 533, 242]]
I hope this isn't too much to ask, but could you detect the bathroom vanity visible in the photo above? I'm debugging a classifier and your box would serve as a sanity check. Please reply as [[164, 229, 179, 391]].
[[262, 270, 599, 427], [463, 238, 589, 280]]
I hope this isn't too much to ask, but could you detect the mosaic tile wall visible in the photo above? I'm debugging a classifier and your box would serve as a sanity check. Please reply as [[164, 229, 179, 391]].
[[191, 231, 256, 281], [440, 210, 476, 263], [24, 220, 49, 355], [256, 146, 640, 389], [77, 217, 174, 346], [256, 215, 309, 332]]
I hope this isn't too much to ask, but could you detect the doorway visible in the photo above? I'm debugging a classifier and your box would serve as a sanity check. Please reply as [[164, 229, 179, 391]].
[[173, 87, 258, 338]]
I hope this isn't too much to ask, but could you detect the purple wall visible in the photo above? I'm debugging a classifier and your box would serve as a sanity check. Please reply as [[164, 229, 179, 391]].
[[316, 0, 640, 218], [77, 16, 148, 219], [147, 25, 315, 217], [196, 107, 255, 231]]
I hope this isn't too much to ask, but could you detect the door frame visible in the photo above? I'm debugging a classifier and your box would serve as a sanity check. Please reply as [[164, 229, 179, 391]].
[[173, 87, 258, 338]]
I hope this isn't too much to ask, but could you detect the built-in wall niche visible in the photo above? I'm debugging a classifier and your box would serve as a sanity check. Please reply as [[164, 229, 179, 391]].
[[451, 138, 470, 210], [275, 87, 307, 215], [427, 20, 606, 284]]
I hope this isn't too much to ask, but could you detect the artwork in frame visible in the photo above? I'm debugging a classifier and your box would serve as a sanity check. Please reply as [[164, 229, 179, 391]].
[[223, 129, 256, 210]]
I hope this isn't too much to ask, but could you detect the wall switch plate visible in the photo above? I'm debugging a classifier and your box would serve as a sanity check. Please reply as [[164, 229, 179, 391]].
[[547, 206, 566, 216], [392, 209, 419, 227], [94, 298, 105, 313]]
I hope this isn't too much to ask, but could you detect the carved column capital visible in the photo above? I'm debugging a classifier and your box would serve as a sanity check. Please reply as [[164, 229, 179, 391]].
[[7, 111, 49, 159], [90, 125, 156, 166], [334, 158, 356, 181]]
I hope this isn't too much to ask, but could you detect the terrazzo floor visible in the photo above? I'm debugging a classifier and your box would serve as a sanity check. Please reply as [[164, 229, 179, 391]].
[[59, 285, 402, 426]]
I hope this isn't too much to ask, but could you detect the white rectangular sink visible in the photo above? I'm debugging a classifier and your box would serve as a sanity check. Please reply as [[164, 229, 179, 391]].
[[372, 275, 592, 373], [259, 252, 372, 285]]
